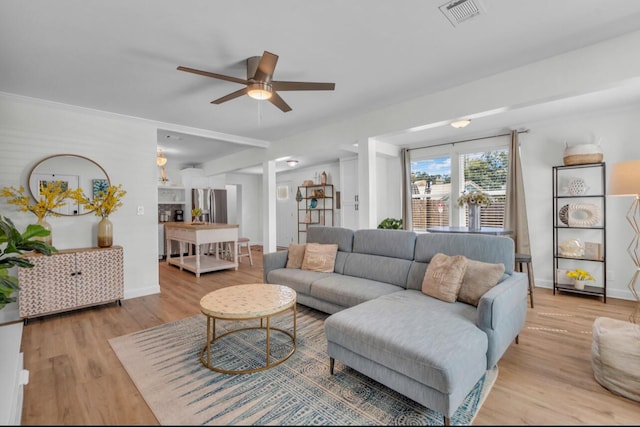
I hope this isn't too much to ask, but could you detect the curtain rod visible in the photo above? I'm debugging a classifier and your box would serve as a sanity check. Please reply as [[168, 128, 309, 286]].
[[407, 129, 529, 151]]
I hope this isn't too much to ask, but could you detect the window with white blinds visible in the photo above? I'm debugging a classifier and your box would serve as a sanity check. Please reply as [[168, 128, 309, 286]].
[[460, 149, 508, 228], [409, 138, 508, 230]]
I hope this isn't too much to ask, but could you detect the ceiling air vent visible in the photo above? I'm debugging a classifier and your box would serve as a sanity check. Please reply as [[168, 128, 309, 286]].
[[439, 0, 485, 27]]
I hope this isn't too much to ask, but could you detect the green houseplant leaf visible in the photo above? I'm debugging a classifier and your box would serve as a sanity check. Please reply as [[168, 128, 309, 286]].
[[0, 214, 57, 309], [377, 218, 403, 229]]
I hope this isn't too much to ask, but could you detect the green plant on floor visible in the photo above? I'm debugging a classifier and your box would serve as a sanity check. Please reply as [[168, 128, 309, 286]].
[[377, 218, 403, 229], [0, 214, 56, 310]]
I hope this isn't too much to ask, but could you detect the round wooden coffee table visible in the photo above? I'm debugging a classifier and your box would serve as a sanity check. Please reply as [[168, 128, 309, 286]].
[[199, 284, 297, 374]]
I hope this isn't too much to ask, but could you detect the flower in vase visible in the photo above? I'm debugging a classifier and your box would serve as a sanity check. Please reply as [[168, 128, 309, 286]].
[[1, 183, 82, 221], [457, 190, 492, 208], [566, 268, 594, 281], [73, 184, 126, 218]]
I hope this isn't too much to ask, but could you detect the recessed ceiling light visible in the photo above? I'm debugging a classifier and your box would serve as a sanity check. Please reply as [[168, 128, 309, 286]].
[[451, 119, 471, 128]]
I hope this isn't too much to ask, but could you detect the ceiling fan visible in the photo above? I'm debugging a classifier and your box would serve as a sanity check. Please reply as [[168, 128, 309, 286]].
[[177, 51, 335, 112]]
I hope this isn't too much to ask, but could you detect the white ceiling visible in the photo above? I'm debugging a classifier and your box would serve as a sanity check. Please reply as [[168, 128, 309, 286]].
[[3, 0, 640, 172]]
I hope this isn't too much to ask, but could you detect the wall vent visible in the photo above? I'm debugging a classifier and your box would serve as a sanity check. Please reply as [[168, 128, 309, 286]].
[[439, 0, 485, 27]]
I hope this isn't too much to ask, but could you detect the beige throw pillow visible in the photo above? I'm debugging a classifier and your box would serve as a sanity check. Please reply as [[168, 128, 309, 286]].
[[286, 243, 307, 269], [421, 253, 468, 303], [458, 259, 505, 306], [301, 243, 338, 273]]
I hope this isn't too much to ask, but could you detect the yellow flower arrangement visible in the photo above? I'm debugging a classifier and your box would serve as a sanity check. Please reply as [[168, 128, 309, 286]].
[[457, 190, 492, 207], [74, 184, 127, 218], [566, 268, 594, 281], [1, 183, 82, 220]]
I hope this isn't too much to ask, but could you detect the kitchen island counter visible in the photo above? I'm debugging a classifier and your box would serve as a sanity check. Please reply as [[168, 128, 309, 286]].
[[164, 222, 239, 277]]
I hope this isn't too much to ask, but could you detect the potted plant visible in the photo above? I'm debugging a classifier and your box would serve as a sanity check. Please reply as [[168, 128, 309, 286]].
[[566, 268, 594, 290], [73, 184, 126, 247], [191, 208, 203, 224], [1, 183, 82, 246], [457, 191, 492, 231], [0, 214, 56, 313], [378, 218, 403, 229]]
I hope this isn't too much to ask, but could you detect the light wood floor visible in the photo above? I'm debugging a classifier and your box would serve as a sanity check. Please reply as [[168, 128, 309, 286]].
[[19, 248, 640, 425]]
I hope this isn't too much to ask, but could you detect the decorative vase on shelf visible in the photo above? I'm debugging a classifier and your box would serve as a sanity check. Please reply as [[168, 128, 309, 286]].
[[35, 217, 52, 246], [321, 171, 327, 185], [97, 216, 113, 248], [296, 188, 303, 203], [574, 279, 586, 290], [468, 204, 481, 231]]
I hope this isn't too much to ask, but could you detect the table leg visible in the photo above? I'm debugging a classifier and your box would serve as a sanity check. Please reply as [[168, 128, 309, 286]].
[[206, 316, 212, 366], [266, 315, 271, 367], [293, 304, 297, 343], [195, 242, 201, 277], [233, 239, 238, 270]]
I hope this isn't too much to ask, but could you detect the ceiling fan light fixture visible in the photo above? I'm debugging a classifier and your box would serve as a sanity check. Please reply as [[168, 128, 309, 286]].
[[286, 159, 299, 167], [157, 148, 168, 166], [451, 119, 471, 128], [247, 82, 272, 100]]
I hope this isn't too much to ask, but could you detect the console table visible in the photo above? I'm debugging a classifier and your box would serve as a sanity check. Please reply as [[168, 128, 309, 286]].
[[17, 246, 124, 322], [164, 222, 239, 277]]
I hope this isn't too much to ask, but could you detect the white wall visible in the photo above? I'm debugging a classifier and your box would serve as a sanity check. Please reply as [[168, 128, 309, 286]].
[[518, 104, 640, 300], [0, 94, 160, 302], [276, 162, 341, 246], [223, 172, 262, 244]]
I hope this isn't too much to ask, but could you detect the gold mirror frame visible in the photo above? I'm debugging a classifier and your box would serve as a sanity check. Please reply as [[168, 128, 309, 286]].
[[28, 154, 110, 216]]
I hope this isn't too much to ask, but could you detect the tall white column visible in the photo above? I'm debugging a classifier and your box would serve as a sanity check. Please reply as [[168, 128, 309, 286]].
[[262, 160, 277, 253], [358, 138, 377, 229]]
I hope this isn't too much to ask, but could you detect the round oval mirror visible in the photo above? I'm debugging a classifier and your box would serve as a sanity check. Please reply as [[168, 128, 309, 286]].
[[28, 154, 110, 216]]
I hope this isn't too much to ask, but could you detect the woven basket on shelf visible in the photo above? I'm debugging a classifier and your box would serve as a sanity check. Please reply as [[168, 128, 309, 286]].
[[562, 143, 603, 166], [563, 153, 603, 166]]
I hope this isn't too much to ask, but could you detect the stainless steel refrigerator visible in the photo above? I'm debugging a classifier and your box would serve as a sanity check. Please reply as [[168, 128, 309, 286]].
[[192, 188, 228, 223]]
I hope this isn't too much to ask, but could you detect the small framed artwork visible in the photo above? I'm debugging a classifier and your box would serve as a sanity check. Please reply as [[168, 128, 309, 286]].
[[277, 185, 289, 200], [39, 179, 69, 192], [92, 179, 109, 198], [584, 242, 602, 260]]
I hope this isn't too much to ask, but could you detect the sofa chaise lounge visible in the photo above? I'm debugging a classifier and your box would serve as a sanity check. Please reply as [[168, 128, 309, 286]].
[[263, 226, 528, 424]]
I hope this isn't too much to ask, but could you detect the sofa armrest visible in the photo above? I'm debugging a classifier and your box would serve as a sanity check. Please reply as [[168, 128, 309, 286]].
[[263, 250, 289, 283], [476, 272, 528, 367]]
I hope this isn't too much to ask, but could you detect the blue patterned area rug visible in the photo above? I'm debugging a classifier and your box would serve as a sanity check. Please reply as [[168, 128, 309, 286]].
[[109, 305, 497, 425]]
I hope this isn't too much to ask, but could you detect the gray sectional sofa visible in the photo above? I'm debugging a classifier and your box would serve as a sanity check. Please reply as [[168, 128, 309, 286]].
[[263, 225, 528, 424]]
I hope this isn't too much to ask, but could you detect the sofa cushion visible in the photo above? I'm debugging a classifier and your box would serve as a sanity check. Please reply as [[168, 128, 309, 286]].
[[307, 226, 354, 252], [310, 274, 405, 308], [325, 290, 487, 395], [415, 233, 514, 275], [266, 268, 333, 296], [353, 229, 416, 260], [421, 253, 468, 303], [343, 253, 412, 288], [458, 259, 505, 306], [301, 243, 338, 272], [286, 243, 306, 269]]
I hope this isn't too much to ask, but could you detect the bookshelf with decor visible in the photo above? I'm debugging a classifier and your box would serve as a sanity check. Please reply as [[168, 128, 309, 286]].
[[552, 162, 606, 302], [297, 184, 334, 243]]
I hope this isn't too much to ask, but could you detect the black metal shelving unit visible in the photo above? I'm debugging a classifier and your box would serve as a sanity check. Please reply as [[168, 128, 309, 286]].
[[297, 184, 334, 243], [552, 162, 606, 302]]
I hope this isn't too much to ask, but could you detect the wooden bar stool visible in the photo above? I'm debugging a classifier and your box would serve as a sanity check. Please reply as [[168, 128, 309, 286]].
[[236, 237, 253, 266], [515, 253, 535, 308]]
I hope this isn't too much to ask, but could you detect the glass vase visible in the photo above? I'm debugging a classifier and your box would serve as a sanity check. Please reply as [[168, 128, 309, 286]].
[[36, 217, 52, 246], [468, 204, 481, 231], [98, 216, 113, 248]]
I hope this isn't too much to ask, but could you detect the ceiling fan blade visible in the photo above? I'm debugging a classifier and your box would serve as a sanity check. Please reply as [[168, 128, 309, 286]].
[[177, 66, 248, 85], [272, 81, 336, 91], [268, 91, 292, 112], [252, 51, 279, 82], [211, 87, 249, 104]]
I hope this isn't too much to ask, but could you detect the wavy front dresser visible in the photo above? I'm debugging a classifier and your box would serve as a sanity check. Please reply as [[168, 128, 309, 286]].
[[17, 246, 124, 323]]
